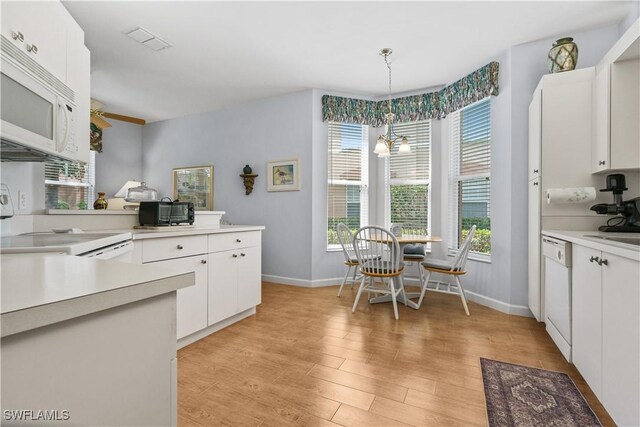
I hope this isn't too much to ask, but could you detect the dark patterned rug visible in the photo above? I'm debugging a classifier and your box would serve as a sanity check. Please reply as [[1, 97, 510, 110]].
[[480, 358, 602, 427]]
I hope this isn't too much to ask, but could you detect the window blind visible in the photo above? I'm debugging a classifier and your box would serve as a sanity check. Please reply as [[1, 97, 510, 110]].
[[327, 122, 369, 248], [385, 120, 431, 234], [449, 98, 491, 255], [45, 151, 95, 210]]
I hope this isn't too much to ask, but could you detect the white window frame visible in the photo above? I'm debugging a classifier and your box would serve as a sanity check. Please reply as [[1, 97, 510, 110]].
[[384, 120, 432, 243], [448, 99, 491, 262], [45, 150, 95, 210], [327, 122, 369, 251]]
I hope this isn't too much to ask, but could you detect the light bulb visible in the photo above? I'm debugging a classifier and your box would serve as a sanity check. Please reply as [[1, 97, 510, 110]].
[[377, 146, 390, 158], [373, 137, 387, 154], [398, 137, 411, 154]]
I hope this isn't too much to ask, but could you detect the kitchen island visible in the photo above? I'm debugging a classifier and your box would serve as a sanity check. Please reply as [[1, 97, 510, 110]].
[[1, 254, 194, 427]]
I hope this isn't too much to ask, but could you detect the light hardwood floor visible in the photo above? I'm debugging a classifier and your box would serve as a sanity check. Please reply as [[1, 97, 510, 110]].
[[178, 282, 613, 426]]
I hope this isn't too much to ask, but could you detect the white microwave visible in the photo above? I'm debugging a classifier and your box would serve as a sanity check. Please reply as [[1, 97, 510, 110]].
[[0, 56, 77, 161]]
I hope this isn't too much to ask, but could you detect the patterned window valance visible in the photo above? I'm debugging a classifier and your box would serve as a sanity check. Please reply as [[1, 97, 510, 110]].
[[322, 61, 499, 125]]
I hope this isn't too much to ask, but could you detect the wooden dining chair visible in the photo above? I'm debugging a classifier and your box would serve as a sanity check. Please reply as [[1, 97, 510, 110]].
[[352, 226, 406, 320], [336, 223, 361, 297], [418, 225, 476, 315]]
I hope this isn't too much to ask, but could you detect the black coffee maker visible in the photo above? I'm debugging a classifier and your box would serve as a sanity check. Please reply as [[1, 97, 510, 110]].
[[590, 174, 640, 232]]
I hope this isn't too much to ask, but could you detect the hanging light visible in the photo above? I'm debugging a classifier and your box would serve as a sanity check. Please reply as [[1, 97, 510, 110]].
[[376, 48, 410, 158]]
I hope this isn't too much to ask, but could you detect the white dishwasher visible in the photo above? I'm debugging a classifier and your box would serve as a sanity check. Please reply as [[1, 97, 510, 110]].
[[543, 236, 572, 361]]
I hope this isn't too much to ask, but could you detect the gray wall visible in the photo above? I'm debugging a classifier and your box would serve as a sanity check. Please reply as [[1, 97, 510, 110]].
[[95, 120, 143, 198], [142, 90, 314, 281]]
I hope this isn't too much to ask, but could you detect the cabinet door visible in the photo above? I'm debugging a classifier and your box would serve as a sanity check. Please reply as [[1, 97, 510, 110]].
[[0, 1, 68, 82], [528, 178, 542, 321], [208, 251, 237, 325], [528, 89, 542, 181], [148, 256, 208, 339], [237, 246, 261, 313], [610, 58, 640, 170], [592, 63, 610, 173], [602, 253, 640, 426], [571, 245, 603, 399]]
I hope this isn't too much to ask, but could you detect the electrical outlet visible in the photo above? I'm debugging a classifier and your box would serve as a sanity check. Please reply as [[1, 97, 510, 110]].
[[18, 191, 27, 210]]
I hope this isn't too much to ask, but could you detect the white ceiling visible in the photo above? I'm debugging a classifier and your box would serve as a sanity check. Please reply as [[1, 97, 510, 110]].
[[63, 1, 634, 123]]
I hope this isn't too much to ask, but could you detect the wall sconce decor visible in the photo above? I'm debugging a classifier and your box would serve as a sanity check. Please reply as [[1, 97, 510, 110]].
[[240, 164, 258, 195]]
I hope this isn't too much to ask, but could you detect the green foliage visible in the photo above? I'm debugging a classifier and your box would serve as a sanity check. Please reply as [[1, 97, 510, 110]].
[[77, 200, 88, 210], [56, 201, 70, 210], [462, 216, 491, 231], [390, 184, 428, 226], [327, 218, 359, 245], [462, 228, 491, 254]]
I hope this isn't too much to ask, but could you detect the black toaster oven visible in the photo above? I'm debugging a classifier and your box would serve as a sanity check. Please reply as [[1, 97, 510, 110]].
[[138, 201, 194, 226]]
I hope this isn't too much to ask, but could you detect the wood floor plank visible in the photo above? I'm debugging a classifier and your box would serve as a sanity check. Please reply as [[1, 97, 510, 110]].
[[308, 364, 408, 402], [178, 283, 614, 427], [331, 404, 412, 426]]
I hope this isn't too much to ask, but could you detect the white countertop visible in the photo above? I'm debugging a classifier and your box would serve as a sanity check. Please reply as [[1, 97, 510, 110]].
[[110, 224, 265, 240], [1, 254, 195, 337], [542, 230, 640, 262]]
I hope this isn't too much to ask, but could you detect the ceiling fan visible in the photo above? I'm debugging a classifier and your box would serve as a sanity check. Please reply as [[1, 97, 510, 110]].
[[90, 99, 146, 128]]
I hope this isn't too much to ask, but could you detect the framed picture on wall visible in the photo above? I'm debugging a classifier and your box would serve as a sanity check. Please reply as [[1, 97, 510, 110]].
[[267, 158, 300, 192], [172, 165, 214, 210]]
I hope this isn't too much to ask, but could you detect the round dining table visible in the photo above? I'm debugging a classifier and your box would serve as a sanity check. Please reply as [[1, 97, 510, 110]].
[[367, 234, 442, 310]]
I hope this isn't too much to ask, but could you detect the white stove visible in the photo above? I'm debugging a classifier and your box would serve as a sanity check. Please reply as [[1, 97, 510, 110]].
[[1, 232, 134, 260]]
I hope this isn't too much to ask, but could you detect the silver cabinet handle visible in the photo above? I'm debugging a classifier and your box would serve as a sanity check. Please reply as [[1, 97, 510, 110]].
[[533, 182, 539, 186], [533, 169, 539, 173], [232, 254, 238, 258], [201, 259, 207, 264], [27, 44, 38, 54], [177, 245, 184, 249], [240, 253, 246, 257], [236, 239, 242, 243], [11, 31, 24, 42], [598, 160, 606, 166], [598, 259, 608, 266], [589, 256, 600, 263]]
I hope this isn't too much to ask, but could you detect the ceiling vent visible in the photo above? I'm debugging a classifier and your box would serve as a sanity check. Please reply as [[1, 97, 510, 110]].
[[125, 27, 171, 51]]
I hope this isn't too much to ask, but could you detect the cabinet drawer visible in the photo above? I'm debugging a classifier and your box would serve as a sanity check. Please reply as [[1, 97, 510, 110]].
[[208, 231, 261, 252], [142, 235, 207, 263]]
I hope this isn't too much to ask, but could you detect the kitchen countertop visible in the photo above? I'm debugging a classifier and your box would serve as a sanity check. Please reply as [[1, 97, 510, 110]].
[[1, 253, 194, 337], [542, 229, 640, 262], [107, 224, 265, 240]]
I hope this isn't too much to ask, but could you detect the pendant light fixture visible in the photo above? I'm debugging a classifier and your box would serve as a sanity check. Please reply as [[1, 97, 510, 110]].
[[373, 48, 410, 158]]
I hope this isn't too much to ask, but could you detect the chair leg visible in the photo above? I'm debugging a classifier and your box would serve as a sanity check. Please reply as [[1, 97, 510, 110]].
[[455, 276, 470, 316], [351, 276, 367, 313], [389, 277, 399, 320], [351, 265, 358, 288], [397, 274, 408, 307], [417, 269, 431, 308], [337, 265, 352, 297]]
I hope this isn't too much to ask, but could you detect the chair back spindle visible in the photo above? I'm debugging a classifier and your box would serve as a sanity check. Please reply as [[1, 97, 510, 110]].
[[336, 223, 357, 263], [452, 225, 476, 271], [354, 226, 401, 276]]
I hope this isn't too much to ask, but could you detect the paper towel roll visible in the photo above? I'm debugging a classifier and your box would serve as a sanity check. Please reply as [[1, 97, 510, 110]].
[[546, 187, 596, 204]]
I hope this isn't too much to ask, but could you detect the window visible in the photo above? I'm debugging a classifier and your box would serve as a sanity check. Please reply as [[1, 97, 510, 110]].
[[45, 151, 95, 210], [327, 122, 369, 249], [385, 120, 431, 236], [449, 98, 491, 256]]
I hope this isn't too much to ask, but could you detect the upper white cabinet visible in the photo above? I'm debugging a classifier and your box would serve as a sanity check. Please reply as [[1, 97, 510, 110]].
[[528, 88, 542, 182], [591, 18, 640, 173], [0, 1, 68, 82]]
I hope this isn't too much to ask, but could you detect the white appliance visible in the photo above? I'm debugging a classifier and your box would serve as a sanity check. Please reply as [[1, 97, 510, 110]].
[[0, 47, 77, 162], [543, 236, 572, 361], [0, 232, 134, 262]]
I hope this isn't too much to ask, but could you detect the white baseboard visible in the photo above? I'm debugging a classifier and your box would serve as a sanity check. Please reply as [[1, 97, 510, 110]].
[[465, 290, 533, 317], [261, 274, 341, 288]]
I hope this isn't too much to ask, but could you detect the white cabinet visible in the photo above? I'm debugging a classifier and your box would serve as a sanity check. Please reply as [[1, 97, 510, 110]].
[[601, 252, 640, 426], [572, 244, 640, 426], [528, 88, 541, 182], [571, 245, 603, 398], [0, 1, 68, 82], [208, 243, 261, 325], [528, 178, 542, 320], [148, 255, 208, 339], [137, 230, 262, 342], [591, 18, 640, 173], [64, 19, 90, 163]]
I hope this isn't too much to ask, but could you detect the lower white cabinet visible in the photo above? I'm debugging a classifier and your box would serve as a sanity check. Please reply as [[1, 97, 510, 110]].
[[148, 255, 208, 339], [137, 229, 262, 341], [208, 245, 261, 325], [572, 244, 640, 426]]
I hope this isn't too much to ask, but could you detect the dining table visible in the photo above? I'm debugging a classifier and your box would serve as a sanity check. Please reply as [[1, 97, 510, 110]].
[[367, 234, 443, 310]]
